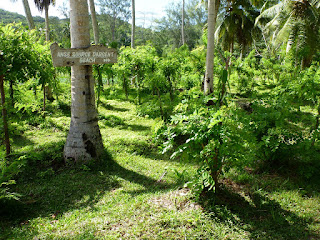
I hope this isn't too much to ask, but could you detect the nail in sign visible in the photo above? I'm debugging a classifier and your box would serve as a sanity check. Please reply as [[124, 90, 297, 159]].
[[50, 43, 117, 67]]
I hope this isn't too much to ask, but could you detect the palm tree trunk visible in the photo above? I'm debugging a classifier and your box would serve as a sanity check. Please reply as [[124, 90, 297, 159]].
[[131, 0, 135, 48], [181, 0, 185, 45], [204, 0, 218, 95], [88, 0, 100, 44], [88, 0, 103, 110], [22, 0, 35, 29], [64, 0, 104, 163], [45, 4, 50, 41], [112, 12, 116, 42]]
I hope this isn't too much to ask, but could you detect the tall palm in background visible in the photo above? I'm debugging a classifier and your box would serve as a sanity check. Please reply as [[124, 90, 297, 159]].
[[11, 0, 35, 29], [215, 0, 260, 58], [181, 0, 185, 45], [131, 0, 135, 48], [34, 0, 55, 41], [88, 0, 100, 44], [256, 0, 320, 67]]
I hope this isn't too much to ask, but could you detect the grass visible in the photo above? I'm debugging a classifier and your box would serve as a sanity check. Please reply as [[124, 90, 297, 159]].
[[0, 86, 320, 239]]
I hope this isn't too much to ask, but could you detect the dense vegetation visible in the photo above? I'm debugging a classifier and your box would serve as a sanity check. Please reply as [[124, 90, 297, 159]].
[[1, 0, 320, 238], [0, 9, 45, 25]]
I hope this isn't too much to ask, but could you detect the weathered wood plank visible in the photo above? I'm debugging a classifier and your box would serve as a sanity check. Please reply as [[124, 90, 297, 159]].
[[50, 43, 117, 67]]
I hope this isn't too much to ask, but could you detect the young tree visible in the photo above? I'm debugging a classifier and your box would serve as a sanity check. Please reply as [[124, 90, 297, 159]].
[[0, 24, 54, 156], [34, 0, 55, 41], [64, 0, 104, 163]]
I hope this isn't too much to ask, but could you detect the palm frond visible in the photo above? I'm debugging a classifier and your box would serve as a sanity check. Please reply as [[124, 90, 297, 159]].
[[311, 0, 320, 9], [255, 1, 284, 25], [273, 13, 294, 47], [34, 0, 55, 12]]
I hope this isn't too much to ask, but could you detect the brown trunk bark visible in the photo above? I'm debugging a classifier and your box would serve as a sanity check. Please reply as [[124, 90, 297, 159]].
[[157, 87, 164, 120], [9, 79, 14, 107], [43, 83, 46, 111], [0, 75, 10, 156]]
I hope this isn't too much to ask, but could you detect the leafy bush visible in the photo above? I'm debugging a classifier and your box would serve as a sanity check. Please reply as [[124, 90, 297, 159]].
[[155, 96, 255, 197]]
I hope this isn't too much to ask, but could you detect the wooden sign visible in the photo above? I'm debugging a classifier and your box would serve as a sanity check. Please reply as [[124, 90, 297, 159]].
[[50, 43, 117, 67]]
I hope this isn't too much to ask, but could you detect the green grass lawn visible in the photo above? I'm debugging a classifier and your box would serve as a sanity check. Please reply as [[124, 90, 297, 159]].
[[1, 94, 319, 239]]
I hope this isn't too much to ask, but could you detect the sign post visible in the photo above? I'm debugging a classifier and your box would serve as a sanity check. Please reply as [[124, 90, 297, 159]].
[[50, 0, 118, 163], [50, 43, 117, 67]]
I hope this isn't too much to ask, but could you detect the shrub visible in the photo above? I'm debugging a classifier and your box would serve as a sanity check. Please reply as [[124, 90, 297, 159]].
[[155, 97, 255, 197]]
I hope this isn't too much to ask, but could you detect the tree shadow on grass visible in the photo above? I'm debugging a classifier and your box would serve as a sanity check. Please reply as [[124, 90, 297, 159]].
[[100, 101, 129, 112], [119, 123, 150, 132], [201, 184, 313, 240], [11, 135, 35, 150], [114, 139, 169, 161], [99, 114, 150, 132], [0, 148, 172, 239]]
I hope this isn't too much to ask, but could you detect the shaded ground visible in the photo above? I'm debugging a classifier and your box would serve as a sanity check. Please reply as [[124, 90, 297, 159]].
[[0, 98, 319, 239]]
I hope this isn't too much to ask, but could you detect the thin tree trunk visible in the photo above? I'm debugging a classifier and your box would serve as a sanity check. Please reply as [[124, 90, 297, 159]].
[[131, 0, 135, 48], [22, 0, 35, 29], [311, 105, 320, 147], [96, 66, 103, 108], [43, 82, 46, 111], [64, 0, 104, 163], [45, 5, 50, 41], [112, 13, 116, 42], [168, 76, 174, 102], [88, 0, 100, 44], [9, 79, 14, 107], [0, 75, 10, 156], [204, 0, 217, 95], [123, 74, 128, 100], [181, 0, 185, 45], [136, 74, 141, 105], [157, 87, 164, 120]]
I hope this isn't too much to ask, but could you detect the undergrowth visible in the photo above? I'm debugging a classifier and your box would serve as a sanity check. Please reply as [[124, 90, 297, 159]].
[[0, 83, 319, 239]]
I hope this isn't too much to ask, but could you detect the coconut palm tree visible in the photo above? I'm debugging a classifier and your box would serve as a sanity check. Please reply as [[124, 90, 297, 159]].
[[204, 0, 220, 95], [64, 0, 104, 162], [256, 0, 320, 68], [131, 0, 135, 48], [11, 0, 35, 29], [34, 0, 55, 41], [182, 0, 185, 45], [215, 0, 260, 58]]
